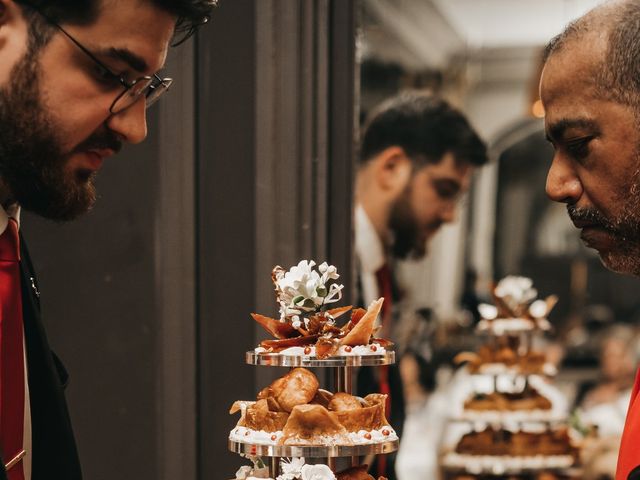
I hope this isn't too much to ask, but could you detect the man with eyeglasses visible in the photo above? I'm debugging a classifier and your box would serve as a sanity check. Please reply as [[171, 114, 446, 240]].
[[0, 1, 215, 479], [354, 91, 487, 479]]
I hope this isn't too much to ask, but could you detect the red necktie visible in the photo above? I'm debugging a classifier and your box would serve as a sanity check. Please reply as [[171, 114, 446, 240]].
[[617, 368, 640, 480], [0, 219, 26, 479], [374, 263, 393, 477]]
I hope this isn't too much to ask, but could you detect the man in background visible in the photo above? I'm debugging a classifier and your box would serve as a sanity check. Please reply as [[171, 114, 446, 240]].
[[541, 1, 640, 478], [355, 91, 488, 478], [0, 0, 214, 478]]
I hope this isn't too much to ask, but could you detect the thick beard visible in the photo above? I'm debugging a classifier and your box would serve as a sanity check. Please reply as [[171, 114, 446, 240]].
[[0, 45, 96, 221], [569, 164, 640, 276], [389, 187, 438, 260]]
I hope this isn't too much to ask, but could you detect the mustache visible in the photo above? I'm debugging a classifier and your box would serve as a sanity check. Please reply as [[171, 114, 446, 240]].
[[71, 129, 122, 155], [567, 204, 611, 228]]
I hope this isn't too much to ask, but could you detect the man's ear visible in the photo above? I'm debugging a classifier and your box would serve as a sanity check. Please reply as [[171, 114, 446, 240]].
[[373, 146, 412, 196], [0, 0, 21, 27], [0, 0, 30, 84]]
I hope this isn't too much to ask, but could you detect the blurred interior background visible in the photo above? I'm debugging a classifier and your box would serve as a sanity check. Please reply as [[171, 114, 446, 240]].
[[20, 1, 640, 479]]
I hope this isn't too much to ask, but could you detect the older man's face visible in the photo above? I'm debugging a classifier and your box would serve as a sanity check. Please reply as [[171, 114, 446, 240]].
[[541, 36, 640, 275]]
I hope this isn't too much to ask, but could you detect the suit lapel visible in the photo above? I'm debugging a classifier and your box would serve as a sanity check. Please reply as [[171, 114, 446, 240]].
[[19, 235, 82, 480]]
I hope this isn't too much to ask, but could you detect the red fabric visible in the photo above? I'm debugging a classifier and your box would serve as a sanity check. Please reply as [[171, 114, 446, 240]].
[[0, 219, 25, 479], [617, 368, 640, 480], [374, 264, 393, 477]]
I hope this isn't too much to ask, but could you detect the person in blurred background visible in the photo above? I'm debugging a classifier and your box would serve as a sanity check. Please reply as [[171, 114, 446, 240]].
[[578, 325, 640, 480], [0, 1, 214, 478], [354, 91, 488, 478], [541, 2, 640, 478]]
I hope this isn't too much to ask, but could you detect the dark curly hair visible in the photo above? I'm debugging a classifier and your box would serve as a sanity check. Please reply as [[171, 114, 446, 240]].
[[360, 91, 488, 168], [16, 0, 217, 46]]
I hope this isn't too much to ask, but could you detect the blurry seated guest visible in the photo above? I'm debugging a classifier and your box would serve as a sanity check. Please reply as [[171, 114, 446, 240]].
[[577, 325, 640, 480], [579, 325, 639, 433], [399, 349, 436, 410]]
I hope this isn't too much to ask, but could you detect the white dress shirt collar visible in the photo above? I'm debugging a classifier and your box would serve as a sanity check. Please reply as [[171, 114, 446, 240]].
[[355, 204, 385, 274], [0, 203, 21, 234]]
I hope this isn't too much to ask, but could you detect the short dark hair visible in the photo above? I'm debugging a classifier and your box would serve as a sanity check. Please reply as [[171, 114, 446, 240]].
[[360, 91, 488, 168], [544, 1, 640, 112], [16, 0, 217, 45]]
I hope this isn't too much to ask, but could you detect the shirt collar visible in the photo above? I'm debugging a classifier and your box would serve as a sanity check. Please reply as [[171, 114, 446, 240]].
[[0, 203, 21, 234], [355, 204, 386, 273]]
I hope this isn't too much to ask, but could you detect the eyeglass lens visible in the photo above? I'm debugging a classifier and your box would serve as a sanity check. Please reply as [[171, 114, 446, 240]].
[[111, 78, 173, 114]]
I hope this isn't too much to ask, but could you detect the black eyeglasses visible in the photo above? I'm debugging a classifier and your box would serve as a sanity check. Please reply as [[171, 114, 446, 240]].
[[30, 8, 173, 114]]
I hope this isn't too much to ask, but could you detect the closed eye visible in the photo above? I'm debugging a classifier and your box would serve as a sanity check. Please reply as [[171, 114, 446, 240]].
[[565, 136, 593, 161], [91, 64, 125, 89]]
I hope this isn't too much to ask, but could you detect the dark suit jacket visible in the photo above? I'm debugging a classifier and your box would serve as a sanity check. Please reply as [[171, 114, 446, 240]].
[[0, 236, 83, 479], [630, 466, 640, 480]]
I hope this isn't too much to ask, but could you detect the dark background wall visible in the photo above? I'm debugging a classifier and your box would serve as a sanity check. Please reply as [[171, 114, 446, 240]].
[[19, 1, 357, 479], [23, 123, 161, 480]]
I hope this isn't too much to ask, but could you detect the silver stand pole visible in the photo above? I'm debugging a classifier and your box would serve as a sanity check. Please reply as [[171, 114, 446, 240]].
[[270, 457, 279, 477], [334, 366, 353, 393]]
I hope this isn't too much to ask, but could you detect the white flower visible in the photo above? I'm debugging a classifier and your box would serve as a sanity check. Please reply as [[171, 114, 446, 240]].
[[300, 464, 336, 480], [291, 315, 302, 329], [281, 457, 306, 475], [323, 283, 344, 305], [529, 299, 548, 318], [274, 260, 344, 316], [319, 262, 340, 282], [494, 276, 537, 311], [478, 303, 498, 320]]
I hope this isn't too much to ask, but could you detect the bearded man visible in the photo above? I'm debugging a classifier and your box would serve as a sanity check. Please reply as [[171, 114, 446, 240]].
[[0, 1, 214, 478], [541, 1, 640, 478], [354, 91, 487, 478]]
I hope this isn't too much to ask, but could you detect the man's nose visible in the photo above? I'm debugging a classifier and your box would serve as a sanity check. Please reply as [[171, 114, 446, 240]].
[[440, 201, 456, 224], [105, 98, 148, 145], [546, 154, 582, 204]]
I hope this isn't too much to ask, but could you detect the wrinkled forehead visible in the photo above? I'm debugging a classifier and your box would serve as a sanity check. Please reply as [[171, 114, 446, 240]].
[[541, 39, 604, 102]]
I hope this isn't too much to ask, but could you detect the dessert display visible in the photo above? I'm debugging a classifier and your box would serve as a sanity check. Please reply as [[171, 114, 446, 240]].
[[475, 276, 557, 335], [455, 427, 577, 457], [229, 368, 398, 446], [454, 337, 553, 376], [441, 277, 582, 479], [229, 260, 399, 478], [251, 261, 393, 359], [463, 383, 551, 413]]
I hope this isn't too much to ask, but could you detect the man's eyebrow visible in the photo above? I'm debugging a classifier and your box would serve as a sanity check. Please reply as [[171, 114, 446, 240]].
[[546, 118, 599, 142], [99, 47, 150, 73]]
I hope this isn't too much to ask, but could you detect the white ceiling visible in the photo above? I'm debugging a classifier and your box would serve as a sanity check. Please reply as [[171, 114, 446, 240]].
[[433, 0, 606, 49], [362, 0, 607, 70]]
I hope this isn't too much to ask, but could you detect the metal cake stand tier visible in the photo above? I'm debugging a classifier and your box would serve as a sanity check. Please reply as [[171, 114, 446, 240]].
[[234, 350, 398, 476], [441, 452, 578, 475], [448, 413, 568, 424], [442, 464, 582, 476], [246, 350, 395, 367], [228, 438, 399, 458]]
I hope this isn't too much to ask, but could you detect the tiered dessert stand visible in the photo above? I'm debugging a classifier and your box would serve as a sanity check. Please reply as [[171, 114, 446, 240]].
[[440, 279, 581, 479], [229, 350, 399, 477]]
